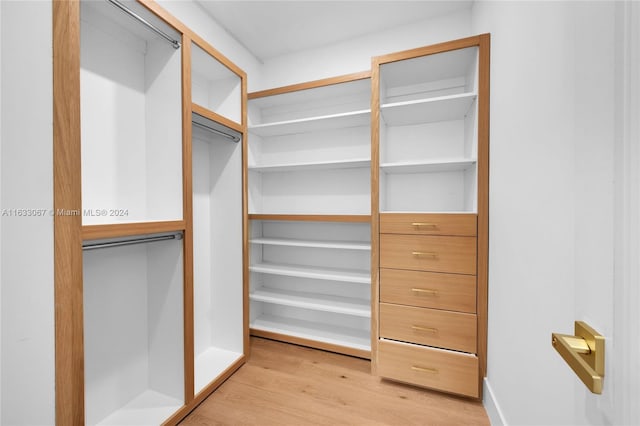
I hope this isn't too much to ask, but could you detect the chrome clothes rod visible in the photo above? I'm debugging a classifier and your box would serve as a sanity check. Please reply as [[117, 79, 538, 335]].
[[83, 232, 183, 251], [192, 120, 241, 143], [106, 0, 181, 49]]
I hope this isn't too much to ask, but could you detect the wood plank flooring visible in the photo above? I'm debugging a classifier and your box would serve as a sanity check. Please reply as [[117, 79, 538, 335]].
[[180, 337, 489, 425]]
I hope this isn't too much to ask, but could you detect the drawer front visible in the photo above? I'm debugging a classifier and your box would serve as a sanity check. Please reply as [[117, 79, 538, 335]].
[[380, 269, 476, 313], [380, 213, 477, 236], [380, 303, 477, 353], [380, 234, 477, 275], [378, 339, 479, 398]]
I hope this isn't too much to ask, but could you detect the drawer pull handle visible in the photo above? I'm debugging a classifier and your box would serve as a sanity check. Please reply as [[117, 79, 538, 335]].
[[411, 365, 438, 374], [411, 288, 438, 296], [411, 222, 437, 228], [412, 251, 438, 258], [412, 325, 438, 333]]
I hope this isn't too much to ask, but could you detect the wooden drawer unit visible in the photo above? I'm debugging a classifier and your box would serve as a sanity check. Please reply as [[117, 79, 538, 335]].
[[380, 234, 477, 275], [380, 269, 476, 313], [373, 35, 489, 400], [380, 303, 477, 353], [378, 339, 479, 398], [380, 213, 477, 236]]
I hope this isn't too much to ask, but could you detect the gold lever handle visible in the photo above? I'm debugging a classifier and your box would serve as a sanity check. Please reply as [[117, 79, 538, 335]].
[[551, 321, 604, 394], [411, 288, 438, 296], [411, 222, 437, 228], [411, 365, 438, 374], [412, 325, 438, 333], [412, 251, 438, 258]]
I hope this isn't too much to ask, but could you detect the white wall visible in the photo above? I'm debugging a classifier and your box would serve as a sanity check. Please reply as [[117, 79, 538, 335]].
[[157, 0, 263, 90], [472, 1, 620, 424], [0, 1, 55, 425], [257, 9, 471, 90]]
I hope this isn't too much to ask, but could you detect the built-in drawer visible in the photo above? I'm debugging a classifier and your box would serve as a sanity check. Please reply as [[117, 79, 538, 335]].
[[380, 213, 477, 236], [378, 339, 479, 398], [380, 303, 476, 353], [380, 234, 476, 275], [380, 269, 476, 313]]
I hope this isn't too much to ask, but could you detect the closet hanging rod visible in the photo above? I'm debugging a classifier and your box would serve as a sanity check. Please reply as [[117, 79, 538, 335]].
[[192, 120, 241, 143], [82, 232, 183, 251], [106, 0, 181, 49]]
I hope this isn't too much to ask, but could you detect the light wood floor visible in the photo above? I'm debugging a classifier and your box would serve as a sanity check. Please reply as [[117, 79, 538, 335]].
[[180, 337, 490, 425]]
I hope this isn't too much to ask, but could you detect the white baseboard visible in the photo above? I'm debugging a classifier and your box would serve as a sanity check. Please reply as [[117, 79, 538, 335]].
[[483, 378, 507, 426]]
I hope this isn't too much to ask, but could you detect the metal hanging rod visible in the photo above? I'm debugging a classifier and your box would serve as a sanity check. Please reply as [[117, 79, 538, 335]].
[[83, 232, 183, 251], [192, 120, 241, 143], [106, 0, 181, 49]]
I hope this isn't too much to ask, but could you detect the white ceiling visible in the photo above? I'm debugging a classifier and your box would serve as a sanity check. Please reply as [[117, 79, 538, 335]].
[[194, 1, 474, 62]]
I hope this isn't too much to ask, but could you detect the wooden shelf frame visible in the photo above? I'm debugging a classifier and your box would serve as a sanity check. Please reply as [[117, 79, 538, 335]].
[[247, 74, 373, 358], [53, 1, 249, 424], [248, 71, 371, 100], [371, 33, 490, 398], [181, 26, 250, 423]]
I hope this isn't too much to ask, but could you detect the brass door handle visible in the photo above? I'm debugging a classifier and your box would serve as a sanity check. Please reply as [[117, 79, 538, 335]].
[[551, 321, 604, 394]]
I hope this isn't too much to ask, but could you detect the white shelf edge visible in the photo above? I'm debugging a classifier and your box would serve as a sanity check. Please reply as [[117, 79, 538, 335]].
[[249, 237, 370, 251], [249, 109, 371, 131], [93, 390, 182, 426], [380, 209, 477, 214], [380, 158, 477, 173], [380, 91, 476, 110], [249, 262, 370, 284], [250, 287, 370, 318], [250, 314, 371, 351], [249, 211, 372, 217], [248, 158, 371, 173], [194, 347, 244, 395], [380, 210, 478, 214]]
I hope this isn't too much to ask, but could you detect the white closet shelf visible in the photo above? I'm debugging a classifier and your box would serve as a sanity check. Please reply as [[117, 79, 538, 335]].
[[250, 287, 370, 318], [94, 390, 182, 426], [381, 210, 478, 215], [251, 314, 371, 351], [194, 347, 243, 394], [380, 158, 477, 174], [249, 262, 370, 284], [381, 92, 476, 126], [248, 158, 370, 173], [250, 236, 370, 250], [249, 109, 370, 137]]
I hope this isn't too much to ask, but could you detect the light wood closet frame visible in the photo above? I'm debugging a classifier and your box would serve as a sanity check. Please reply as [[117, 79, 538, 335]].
[[371, 34, 490, 397], [247, 72, 373, 359], [53, 1, 248, 424]]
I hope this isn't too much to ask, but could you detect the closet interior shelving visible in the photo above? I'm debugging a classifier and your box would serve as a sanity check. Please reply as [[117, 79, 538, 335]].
[[378, 46, 480, 214], [188, 38, 246, 397], [247, 74, 373, 358], [79, 1, 185, 423], [54, 0, 248, 424], [55, 1, 489, 421], [372, 35, 489, 399]]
